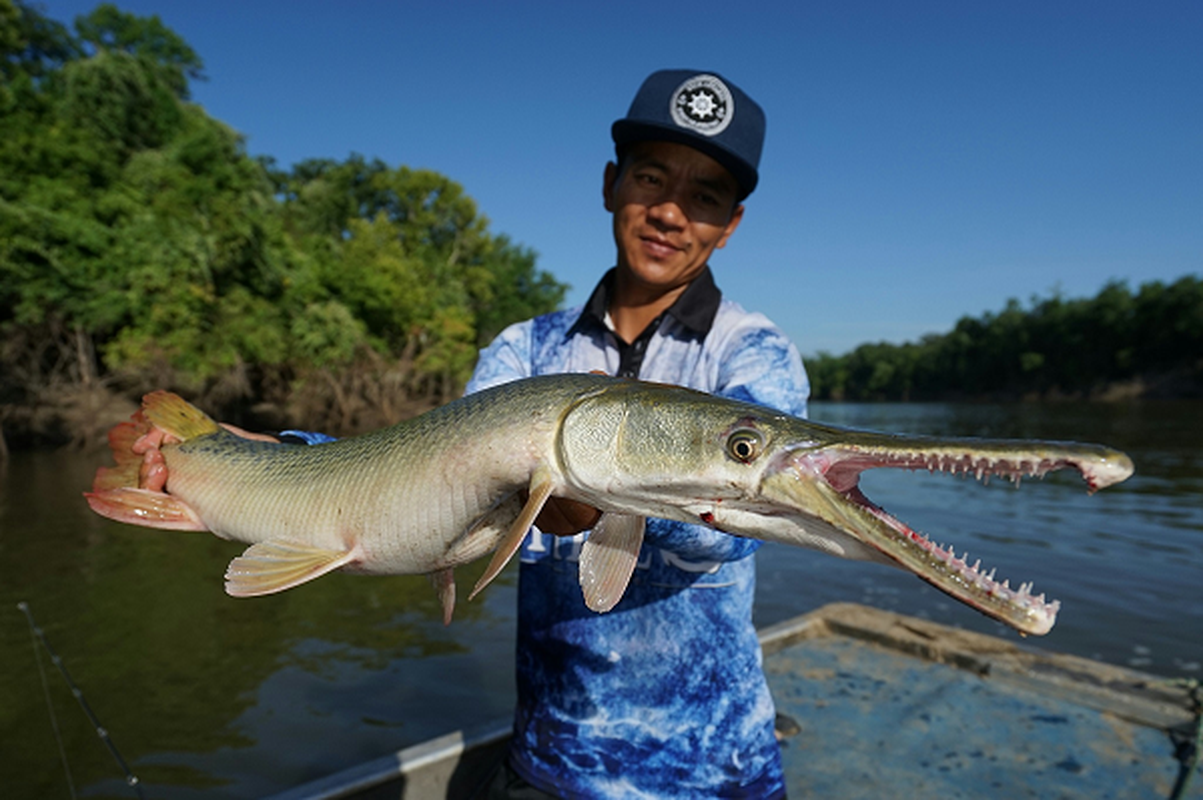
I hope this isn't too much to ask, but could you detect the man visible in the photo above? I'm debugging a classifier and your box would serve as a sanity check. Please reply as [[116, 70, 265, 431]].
[[471, 69, 808, 799], [133, 68, 807, 799]]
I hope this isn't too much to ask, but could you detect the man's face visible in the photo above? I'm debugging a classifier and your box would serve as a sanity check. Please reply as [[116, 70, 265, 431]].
[[603, 140, 744, 295]]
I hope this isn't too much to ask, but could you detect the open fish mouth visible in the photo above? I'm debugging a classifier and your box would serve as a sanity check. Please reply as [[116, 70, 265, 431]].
[[768, 436, 1135, 636]]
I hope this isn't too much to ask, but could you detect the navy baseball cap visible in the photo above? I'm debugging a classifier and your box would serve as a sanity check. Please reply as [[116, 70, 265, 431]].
[[612, 69, 766, 197]]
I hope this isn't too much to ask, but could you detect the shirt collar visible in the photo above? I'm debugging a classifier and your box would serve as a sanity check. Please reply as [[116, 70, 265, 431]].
[[571, 266, 723, 340]]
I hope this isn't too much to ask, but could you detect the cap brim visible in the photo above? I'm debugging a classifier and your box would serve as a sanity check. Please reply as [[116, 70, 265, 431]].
[[612, 120, 758, 197]]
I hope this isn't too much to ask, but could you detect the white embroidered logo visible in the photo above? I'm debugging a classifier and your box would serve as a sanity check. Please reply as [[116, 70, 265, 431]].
[[670, 74, 734, 137]]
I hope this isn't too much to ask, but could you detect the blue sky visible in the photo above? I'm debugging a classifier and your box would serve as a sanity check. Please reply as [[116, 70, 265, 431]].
[[41, 0, 1203, 356]]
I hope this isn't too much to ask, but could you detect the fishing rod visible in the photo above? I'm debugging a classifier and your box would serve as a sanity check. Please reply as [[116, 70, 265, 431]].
[[18, 601, 146, 799]]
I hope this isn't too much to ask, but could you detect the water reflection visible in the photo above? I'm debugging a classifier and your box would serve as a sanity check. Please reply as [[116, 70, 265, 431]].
[[0, 449, 518, 797]]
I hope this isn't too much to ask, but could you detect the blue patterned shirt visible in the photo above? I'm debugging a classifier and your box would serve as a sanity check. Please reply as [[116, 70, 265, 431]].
[[465, 267, 808, 799]]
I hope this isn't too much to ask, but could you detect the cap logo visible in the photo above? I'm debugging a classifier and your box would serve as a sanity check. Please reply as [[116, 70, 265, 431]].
[[670, 74, 734, 137]]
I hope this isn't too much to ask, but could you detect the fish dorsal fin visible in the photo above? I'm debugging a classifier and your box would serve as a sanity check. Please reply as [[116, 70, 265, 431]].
[[579, 513, 646, 613], [428, 568, 456, 625], [469, 465, 554, 601], [225, 540, 358, 597], [141, 390, 220, 441]]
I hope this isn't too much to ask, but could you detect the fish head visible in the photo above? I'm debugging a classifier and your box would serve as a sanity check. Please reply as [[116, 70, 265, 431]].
[[558, 379, 1135, 636], [556, 380, 798, 515]]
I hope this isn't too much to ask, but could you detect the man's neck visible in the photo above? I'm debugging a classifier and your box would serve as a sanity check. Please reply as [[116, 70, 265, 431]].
[[608, 273, 690, 344]]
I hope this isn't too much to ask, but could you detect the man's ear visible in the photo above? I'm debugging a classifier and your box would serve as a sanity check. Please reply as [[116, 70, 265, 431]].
[[715, 203, 745, 250], [602, 161, 619, 213]]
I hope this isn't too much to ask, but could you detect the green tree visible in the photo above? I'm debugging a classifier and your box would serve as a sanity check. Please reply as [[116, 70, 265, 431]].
[[0, 2, 562, 446], [802, 276, 1202, 402], [0, 0, 79, 88], [282, 158, 564, 397], [72, 2, 203, 98]]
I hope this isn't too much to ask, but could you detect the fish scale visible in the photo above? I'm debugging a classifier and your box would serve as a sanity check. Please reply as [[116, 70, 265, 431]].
[[163, 378, 584, 570]]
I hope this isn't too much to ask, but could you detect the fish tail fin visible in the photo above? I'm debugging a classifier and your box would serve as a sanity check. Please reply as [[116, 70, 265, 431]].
[[91, 414, 149, 491], [84, 487, 208, 531], [87, 392, 217, 524], [141, 390, 220, 441]]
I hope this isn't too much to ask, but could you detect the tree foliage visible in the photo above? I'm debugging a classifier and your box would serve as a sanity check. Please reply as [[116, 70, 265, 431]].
[[0, 1, 565, 444], [806, 277, 1203, 401]]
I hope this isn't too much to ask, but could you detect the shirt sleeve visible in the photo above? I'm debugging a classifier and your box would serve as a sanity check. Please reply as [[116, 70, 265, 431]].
[[713, 311, 810, 419], [464, 320, 534, 396], [278, 430, 339, 445]]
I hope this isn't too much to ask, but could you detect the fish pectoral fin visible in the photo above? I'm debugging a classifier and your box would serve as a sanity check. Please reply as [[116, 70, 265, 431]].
[[579, 513, 646, 613], [225, 541, 358, 597], [428, 568, 456, 626], [84, 488, 207, 531], [469, 466, 554, 601]]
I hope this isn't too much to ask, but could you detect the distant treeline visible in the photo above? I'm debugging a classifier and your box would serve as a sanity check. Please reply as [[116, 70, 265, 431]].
[[0, 2, 566, 447], [804, 275, 1203, 402]]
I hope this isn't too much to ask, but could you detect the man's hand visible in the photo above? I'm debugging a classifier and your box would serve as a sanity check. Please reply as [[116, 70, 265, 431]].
[[530, 369, 606, 535], [131, 423, 277, 491], [536, 497, 603, 535], [131, 426, 178, 492]]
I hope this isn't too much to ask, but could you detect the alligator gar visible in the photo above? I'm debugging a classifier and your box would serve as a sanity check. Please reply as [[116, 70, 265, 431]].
[[85, 373, 1133, 635]]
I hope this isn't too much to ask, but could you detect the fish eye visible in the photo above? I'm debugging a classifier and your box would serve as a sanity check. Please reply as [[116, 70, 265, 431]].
[[726, 429, 763, 463]]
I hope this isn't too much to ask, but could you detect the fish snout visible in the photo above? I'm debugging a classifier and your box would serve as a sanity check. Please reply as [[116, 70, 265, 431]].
[[1087, 450, 1135, 491]]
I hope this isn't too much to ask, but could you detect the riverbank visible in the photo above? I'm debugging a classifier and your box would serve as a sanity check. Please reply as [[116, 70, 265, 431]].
[[3, 369, 1200, 458], [0, 372, 445, 456]]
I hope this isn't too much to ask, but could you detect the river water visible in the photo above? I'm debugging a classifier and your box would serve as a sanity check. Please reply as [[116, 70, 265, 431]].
[[1, 400, 1200, 798]]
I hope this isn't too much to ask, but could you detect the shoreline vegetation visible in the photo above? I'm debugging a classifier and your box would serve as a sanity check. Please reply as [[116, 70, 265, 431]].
[[1, 2, 567, 453], [805, 275, 1203, 404], [2, 3, 1200, 457]]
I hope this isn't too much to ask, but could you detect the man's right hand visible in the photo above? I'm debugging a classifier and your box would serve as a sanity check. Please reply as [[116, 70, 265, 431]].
[[536, 497, 603, 535], [131, 426, 177, 492], [132, 423, 277, 492]]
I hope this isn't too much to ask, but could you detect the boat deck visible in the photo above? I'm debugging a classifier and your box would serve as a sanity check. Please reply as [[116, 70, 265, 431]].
[[269, 603, 1201, 799], [762, 603, 1198, 799]]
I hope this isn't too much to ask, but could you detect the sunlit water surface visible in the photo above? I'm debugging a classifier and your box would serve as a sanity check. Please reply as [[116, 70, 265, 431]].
[[2, 401, 1199, 797]]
